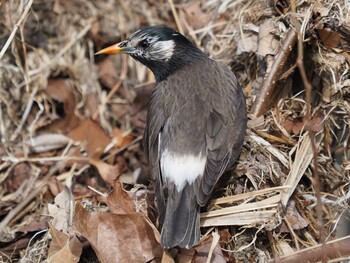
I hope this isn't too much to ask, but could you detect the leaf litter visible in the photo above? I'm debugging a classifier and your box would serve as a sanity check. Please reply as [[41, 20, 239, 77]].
[[0, 0, 349, 262]]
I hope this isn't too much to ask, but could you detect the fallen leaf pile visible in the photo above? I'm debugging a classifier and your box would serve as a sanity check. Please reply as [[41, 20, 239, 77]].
[[0, 0, 349, 262]]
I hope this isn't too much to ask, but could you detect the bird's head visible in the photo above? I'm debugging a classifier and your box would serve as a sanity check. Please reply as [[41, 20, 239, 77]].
[[96, 25, 205, 82]]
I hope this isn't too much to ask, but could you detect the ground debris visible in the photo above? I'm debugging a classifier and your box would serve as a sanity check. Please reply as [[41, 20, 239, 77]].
[[0, 0, 349, 262]]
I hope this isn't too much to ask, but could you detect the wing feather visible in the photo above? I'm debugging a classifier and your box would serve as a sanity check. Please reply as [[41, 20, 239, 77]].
[[143, 88, 167, 217], [197, 69, 246, 207]]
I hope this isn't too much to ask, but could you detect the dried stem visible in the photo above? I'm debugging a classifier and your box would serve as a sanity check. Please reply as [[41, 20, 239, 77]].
[[0, 0, 33, 60], [250, 28, 298, 117]]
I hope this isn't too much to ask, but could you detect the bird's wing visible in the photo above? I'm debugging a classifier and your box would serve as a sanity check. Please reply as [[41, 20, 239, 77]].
[[143, 88, 167, 215], [197, 71, 246, 207]]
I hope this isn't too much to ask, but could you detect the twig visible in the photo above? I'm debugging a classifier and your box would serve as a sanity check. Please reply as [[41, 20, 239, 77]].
[[294, 0, 325, 246], [10, 86, 38, 142], [0, 165, 59, 231], [92, 55, 129, 120], [168, 0, 184, 35], [102, 136, 142, 161], [0, 0, 33, 60], [28, 19, 94, 77], [1, 155, 89, 163], [250, 28, 298, 117], [291, 1, 326, 261], [271, 235, 350, 263]]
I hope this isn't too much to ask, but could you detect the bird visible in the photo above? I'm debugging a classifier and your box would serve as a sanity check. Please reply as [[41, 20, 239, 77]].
[[96, 25, 247, 249]]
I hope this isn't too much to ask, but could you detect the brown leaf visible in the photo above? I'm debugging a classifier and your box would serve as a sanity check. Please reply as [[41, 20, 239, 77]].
[[318, 28, 341, 49], [89, 158, 121, 185], [68, 119, 110, 157], [47, 178, 65, 197], [280, 200, 309, 232], [305, 111, 325, 133], [48, 223, 83, 263], [111, 128, 135, 149], [283, 111, 324, 135], [18, 220, 48, 235], [5, 163, 31, 192], [179, 0, 212, 30], [175, 248, 195, 263], [43, 79, 80, 134], [194, 237, 226, 263], [97, 57, 119, 90], [283, 117, 304, 135], [107, 180, 135, 214], [73, 204, 162, 263]]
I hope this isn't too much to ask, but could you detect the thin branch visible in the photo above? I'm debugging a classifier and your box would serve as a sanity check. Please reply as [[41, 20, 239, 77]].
[[168, 0, 184, 35], [271, 235, 350, 263], [0, 0, 33, 60], [250, 28, 298, 117]]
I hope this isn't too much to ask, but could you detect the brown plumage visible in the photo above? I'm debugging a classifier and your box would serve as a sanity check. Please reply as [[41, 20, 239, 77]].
[[96, 25, 247, 248]]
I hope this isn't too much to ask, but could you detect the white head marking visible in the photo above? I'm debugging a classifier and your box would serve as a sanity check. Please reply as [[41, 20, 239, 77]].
[[146, 40, 175, 61]]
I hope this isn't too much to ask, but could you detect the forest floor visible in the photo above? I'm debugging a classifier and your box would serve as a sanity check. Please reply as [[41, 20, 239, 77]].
[[0, 0, 349, 262]]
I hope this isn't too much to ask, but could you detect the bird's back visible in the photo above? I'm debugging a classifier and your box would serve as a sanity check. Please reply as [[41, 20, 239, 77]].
[[145, 58, 246, 248]]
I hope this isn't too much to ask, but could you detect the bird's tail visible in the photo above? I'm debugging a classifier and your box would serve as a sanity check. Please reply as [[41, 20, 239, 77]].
[[160, 183, 200, 248]]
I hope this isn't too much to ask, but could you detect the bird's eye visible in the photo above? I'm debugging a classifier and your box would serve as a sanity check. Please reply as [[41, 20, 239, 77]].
[[139, 39, 150, 48]]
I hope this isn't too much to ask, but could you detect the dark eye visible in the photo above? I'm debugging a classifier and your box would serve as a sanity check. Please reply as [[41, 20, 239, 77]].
[[139, 39, 150, 48]]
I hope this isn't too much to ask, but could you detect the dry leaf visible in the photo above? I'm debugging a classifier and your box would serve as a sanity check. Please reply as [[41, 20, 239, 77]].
[[274, 0, 290, 15], [89, 158, 121, 185], [280, 200, 309, 232], [43, 79, 80, 134], [25, 133, 71, 153], [194, 237, 226, 263], [180, 0, 212, 30], [47, 178, 65, 197], [175, 248, 196, 263], [237, 32, 258, 55], [107, 180, 135, 214], [257, 19, 279, 56], [97, 57, 119, 90], [48, 189, 73, 233], [73, 204, 162, 263], [313, 2, 330, 17], [318, 28, 341, 49], [6, 163, 31, 192], [111, 128, 135, 148], [18, 220, 48, 235], [305, 112, 324, 133], [283, 112, 324, 135], [48, 223, 82, 263], [69, 118, 110, 157]]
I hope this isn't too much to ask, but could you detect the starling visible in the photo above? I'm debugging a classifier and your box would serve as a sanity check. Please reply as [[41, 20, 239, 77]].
[[96, 25, 247, 248]]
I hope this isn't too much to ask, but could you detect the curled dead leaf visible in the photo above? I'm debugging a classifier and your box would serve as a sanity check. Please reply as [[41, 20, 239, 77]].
[[73, 203, 162, 263], [25, 133, 71, 153], [89, 158, 121, 185], [48, 223, 83, 263], [107, 180, 135, 214], [69, 119, 110, 157], [43, 79, 80, 133], [47, 188, 74, 233]]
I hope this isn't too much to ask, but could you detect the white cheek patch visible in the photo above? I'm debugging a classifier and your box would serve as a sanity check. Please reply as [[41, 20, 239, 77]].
[[161, 150, 206, 191], [148, 40, 175, 61]]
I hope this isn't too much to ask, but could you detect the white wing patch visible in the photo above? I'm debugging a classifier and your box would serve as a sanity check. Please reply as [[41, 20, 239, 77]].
[[161, 149, 206, 191]]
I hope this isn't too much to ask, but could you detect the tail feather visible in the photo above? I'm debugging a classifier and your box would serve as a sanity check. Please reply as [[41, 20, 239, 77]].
[[160, 183, 200, 248]]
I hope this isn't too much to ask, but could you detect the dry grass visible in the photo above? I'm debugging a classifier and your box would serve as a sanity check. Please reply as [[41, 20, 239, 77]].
[[0, 0, 349, 262]]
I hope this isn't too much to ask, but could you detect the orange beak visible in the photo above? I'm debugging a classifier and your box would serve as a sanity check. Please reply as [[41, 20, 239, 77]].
[[95, 41, 135, 55]]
